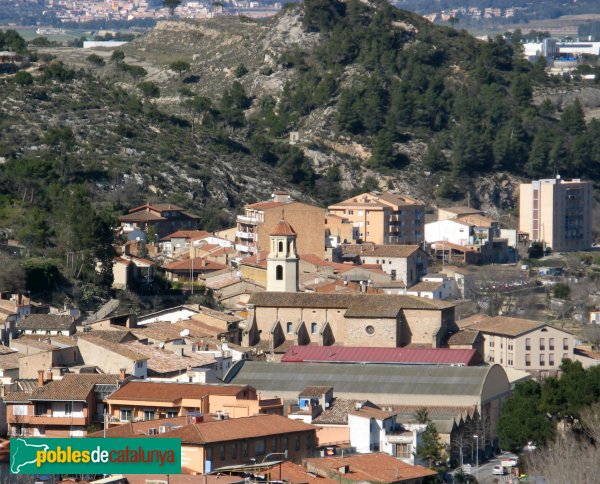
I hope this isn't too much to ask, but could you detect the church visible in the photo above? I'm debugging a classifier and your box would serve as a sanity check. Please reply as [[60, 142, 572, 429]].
[[242, 220, 457, 350]]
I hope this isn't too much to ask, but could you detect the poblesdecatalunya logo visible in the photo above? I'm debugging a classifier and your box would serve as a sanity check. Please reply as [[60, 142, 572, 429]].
[[10, 438, 181, 474]]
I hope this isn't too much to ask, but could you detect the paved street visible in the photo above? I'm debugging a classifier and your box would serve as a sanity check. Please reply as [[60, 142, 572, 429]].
[[451, 452, 521, 484]]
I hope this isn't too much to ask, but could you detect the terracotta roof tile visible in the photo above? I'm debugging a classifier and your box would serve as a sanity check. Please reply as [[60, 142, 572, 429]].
[[88, 416, 192, 438], [29, 373, 120, 401], [446, 330, 480, 346], [77, 334, 148, 361], [305, 453, 436, 482], [245, 201, 285, 210], [407, 281, 444, 292], [312, 398, 368, 425], [270, 220, 296, 236], [17, 314, 75, 331], [108, 381, 250, 403], [0, 352, 19, 369], [85, 329, 136, 344], [127, 342, 215, 375], [439, 206, 483, 216], [161, 230, 211, 241], [463, 315, 550, 337], [151, 414, 315, 444], [259, 461, 338, 484], [345, 245, 422, 258], [299, 386, 332, 397], [163, 258, 226, 272], [3, 391, 33, 402], [131, 321, 188, 342]]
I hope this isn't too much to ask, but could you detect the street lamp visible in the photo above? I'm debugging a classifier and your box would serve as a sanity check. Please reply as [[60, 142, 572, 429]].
[[473, 434, 479, 481]]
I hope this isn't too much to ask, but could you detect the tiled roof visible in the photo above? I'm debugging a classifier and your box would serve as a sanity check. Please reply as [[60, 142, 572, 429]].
[[349, 406, 396, 420], [161, 230, 211, 241], [456, 313, 490, 329], [439, 206, 483, 216], [0, 344, 16, 355], [259, 461, 338, 484], [127, 342, 215, 375], [11, 336, 57, 351], [195, 306, 243, 323], [151, 414, 315, 444], [108, 381, 249, 402], [86, 329, 136, 344], [129, 203, 186, 213], [349, 245, 422, 258], [3, 391, 32, 402], [447, 330, 480, 346], [463, 315, 549, 337], [248, 293, 454, 315], [299, 386, 332, 397], [455, 214, 497, 227], [174, 319, 229, 338], [119, 211, 165, 222], [407, 281, 443, 292], [124, 474, 243, 484], [17, 314, 75, 331], [0, 352, 18, 369], [270, 220, 296, 236], [131, 321, 188, 342], [245, 201, 285, 210], [29, 374, 120, 401], [281, 345, 481, 366], [305, 453, 436, 482], [162, 258, 226, 272], [77, 335, 148, 361], [312, 398, 367, 425]]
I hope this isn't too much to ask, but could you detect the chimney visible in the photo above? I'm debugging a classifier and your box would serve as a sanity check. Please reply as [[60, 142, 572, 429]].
[[46, 369, 53, 382], [119, 368, 127, 381], [16, 293, 22, 306], [37, 370, 44, 387]]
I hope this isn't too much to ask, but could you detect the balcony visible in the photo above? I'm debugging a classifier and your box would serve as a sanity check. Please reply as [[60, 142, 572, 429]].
[[236, 215, 260, 225], [8, 415, 87, 426], [236, 231, 257, 241], [236, 244, 257, 254]]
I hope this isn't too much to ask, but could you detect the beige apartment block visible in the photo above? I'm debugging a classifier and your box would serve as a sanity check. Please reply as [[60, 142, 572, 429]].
[[328, 191, 424, 245], [462, 315, 575, 375], [519, 177, 592, 252], [235, 192, 325, 258]]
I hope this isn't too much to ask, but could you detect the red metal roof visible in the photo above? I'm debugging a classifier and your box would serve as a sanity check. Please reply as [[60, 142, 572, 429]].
[[281, 345, 482, 366]]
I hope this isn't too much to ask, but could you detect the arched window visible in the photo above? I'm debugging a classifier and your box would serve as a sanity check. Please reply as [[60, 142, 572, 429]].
[[276, 265, 283, 280], [278, 241, 283, 252]]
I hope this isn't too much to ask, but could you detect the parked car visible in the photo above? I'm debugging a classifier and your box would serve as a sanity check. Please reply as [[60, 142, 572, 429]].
[[493, 465, 507, 475]]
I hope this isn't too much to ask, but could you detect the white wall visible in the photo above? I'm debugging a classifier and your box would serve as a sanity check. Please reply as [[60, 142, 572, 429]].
[[348, 414, 372, 453], [138, 308, 198, 325], [425, 219, 473, 246]]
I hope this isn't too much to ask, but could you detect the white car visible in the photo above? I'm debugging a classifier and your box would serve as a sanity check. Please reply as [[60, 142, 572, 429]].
[[493, 465, 507, 476]]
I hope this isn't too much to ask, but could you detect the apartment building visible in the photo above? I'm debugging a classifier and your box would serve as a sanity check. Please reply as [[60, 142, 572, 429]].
[[327, 192, 424, 245], [5, 372, 119, 437], [461, 315, 575, 374], [149, 414, 317, 474], [106, 381, 283, 423], [235, 192, 325, 258], [118, 203, 200, 239], [519, 177, 593, 252]]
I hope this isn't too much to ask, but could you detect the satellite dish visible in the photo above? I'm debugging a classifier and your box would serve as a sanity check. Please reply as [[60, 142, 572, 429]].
[[180, 329, 190, 338]]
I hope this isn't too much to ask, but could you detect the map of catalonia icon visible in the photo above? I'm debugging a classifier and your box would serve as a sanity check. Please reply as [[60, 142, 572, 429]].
[[10, 438, 49, 473]]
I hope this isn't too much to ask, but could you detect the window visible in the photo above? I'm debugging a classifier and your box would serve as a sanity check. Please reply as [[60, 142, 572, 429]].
[[508, 342, 513, 350], [242, 441, 248, 457], [276, 265, 283, 281], [282, 437, 288, 451], [255, 439, 266, 455], [219, 446, 225, 460], [136, 361, 144, 369], [563, 338, 569, 350], [13, 405, 28, 416], [64, 402, 72, 416], [540, 354, 545, 366], [35, 403, 47, 417], [206, 447, 213, 461], [563, 353, 569, 361], [272, 438, 277, 453], [539, 338, 545, 351], [347, 210, 353, 215], [489, 340, 494, 348], [311, 322, 317, 335], [278, 241, 283, 252], [167, 411, 178, 418], [525, 338, 531, 351], [395, 443, 410, 458], [365, 325, 375, 335], [548, 338, 554, 350], [295, 436, 301, 451], [549, 354, 555, 366], [508, 358, 513, 366], [231, 444, 237, 459], [306, 434, 312, 449], [120, 409, 132, 422], [525, 354, 531, 367], [286, 322, 293, 334], [391, 270, 396, 281], [144, 410, 155, 421]]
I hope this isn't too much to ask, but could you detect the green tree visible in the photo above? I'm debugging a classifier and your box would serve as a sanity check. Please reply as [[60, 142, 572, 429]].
[[560, 99, 586, 135], [234, 63, 249, 78], [498, 380, 554, 452], [13, 70, 33, 86], [86, 53, 105, 67], [169, 60, 191, 83], [110, 50, 125, 68], [415, 422, 446, 470], [0, 256, 25, 293], [414, 407, 430, 424], [528, 242, 544, 259], [137, 81, 160, 99]]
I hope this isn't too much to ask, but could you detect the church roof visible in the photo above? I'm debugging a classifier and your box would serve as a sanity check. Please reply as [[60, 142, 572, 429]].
[[270, 220, 296, 236]]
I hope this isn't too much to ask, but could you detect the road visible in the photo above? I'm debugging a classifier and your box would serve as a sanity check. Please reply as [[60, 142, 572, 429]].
[[451, 452, 520, 484]]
